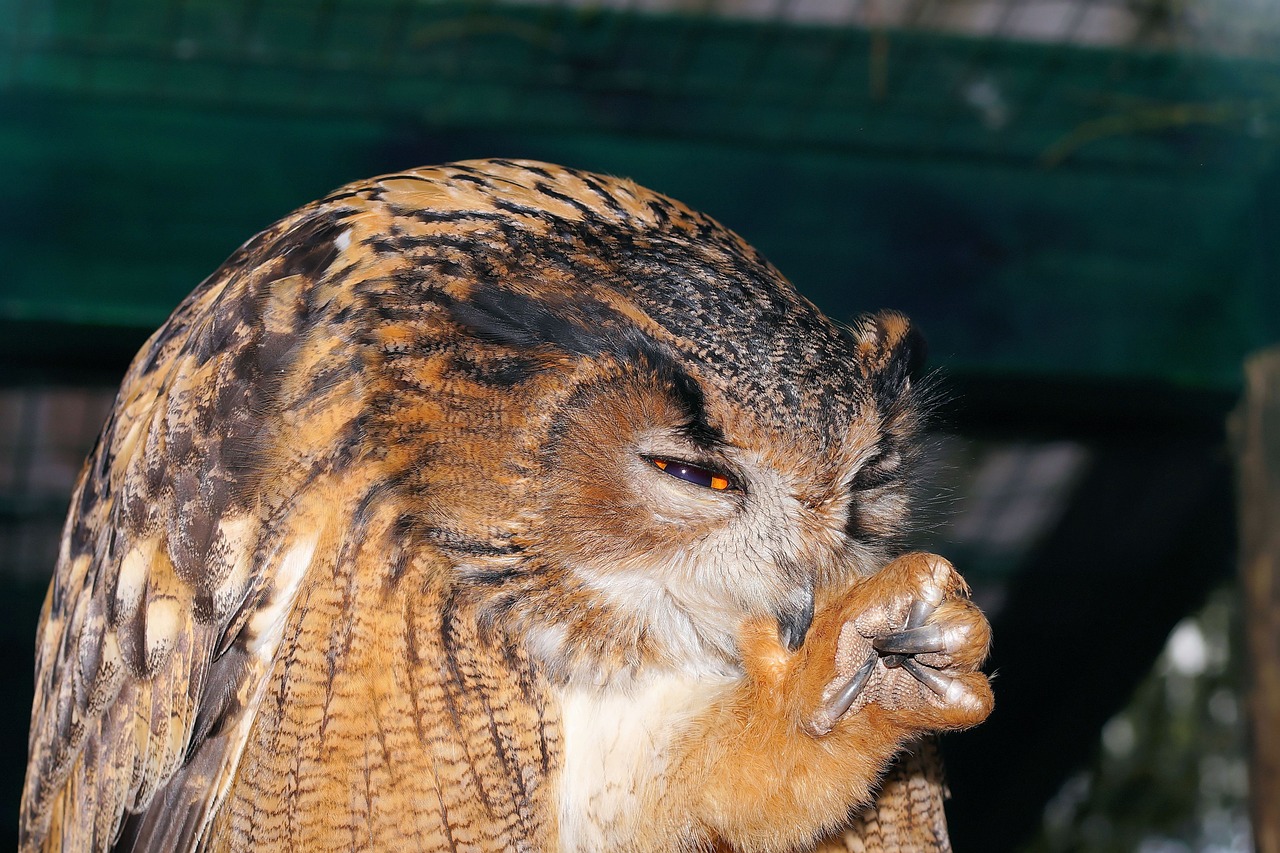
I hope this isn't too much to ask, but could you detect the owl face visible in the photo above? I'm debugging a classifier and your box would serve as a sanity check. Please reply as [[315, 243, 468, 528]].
[[515, 317, 922, 675], [344, 162, 927, 680]]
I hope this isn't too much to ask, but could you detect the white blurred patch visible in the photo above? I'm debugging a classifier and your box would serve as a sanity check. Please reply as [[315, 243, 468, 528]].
[[1166, 619, 1208, 677], [1101, 715, 1135, 759]]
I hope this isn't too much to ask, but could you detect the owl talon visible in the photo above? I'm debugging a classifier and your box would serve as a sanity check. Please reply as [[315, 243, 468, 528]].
[[907, 595, 941, 624], [807, 653, 877, 736], [878, 597, 936, 668], [900, 658, 952, 698], [874, 624, 947, 658]]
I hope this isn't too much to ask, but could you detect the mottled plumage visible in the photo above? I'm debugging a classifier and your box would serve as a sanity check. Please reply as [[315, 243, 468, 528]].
[[22, 159, 992, 852]]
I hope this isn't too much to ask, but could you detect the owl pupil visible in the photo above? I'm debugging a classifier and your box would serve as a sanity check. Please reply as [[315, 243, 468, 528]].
[[649, 457, 732, 491]]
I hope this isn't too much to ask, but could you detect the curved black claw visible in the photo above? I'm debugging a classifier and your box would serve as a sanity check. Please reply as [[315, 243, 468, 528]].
[[828, 654, 877, 720], [809, 654, 877, 735], [874, 624, 947, 657], [880, 598, 937, 668], [901, 658, 953, 698], [878, 596, 964, 698]]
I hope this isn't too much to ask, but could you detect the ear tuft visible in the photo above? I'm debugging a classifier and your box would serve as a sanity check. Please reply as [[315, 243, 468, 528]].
[[849, 311, 926, 401]]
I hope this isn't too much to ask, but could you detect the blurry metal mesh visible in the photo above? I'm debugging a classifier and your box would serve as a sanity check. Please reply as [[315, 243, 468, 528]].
[[0, 387, 113, 581], [2, 0, 1278, 172], [504, 0, 1280, 56]]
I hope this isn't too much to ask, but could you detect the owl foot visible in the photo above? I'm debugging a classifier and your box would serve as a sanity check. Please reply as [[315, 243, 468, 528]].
[[690, 554, 990, 851], [801, 552, 992, 737]]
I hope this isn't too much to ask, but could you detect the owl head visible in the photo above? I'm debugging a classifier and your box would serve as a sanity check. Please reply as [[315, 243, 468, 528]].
[[307, 160, 929, 682]]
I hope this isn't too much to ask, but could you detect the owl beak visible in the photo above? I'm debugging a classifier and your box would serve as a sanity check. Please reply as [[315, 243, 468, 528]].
[[775, 585, 815, 652]]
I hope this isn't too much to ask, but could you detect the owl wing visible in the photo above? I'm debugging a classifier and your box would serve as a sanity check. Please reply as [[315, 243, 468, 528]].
[[19, 209, 373, 852]]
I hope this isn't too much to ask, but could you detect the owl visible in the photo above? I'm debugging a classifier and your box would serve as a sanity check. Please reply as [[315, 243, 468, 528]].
[[20, 159, 992, 852]]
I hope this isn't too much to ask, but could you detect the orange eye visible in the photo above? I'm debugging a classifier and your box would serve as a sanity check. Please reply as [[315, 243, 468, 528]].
[[648, 457, 733, 491]]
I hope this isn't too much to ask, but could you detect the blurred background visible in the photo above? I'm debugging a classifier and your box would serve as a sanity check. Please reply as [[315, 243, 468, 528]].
[[2, 0, 1278, 849]]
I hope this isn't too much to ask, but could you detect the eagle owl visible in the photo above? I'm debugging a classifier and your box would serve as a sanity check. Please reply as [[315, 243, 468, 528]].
[[20, 159, 992, 852]]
